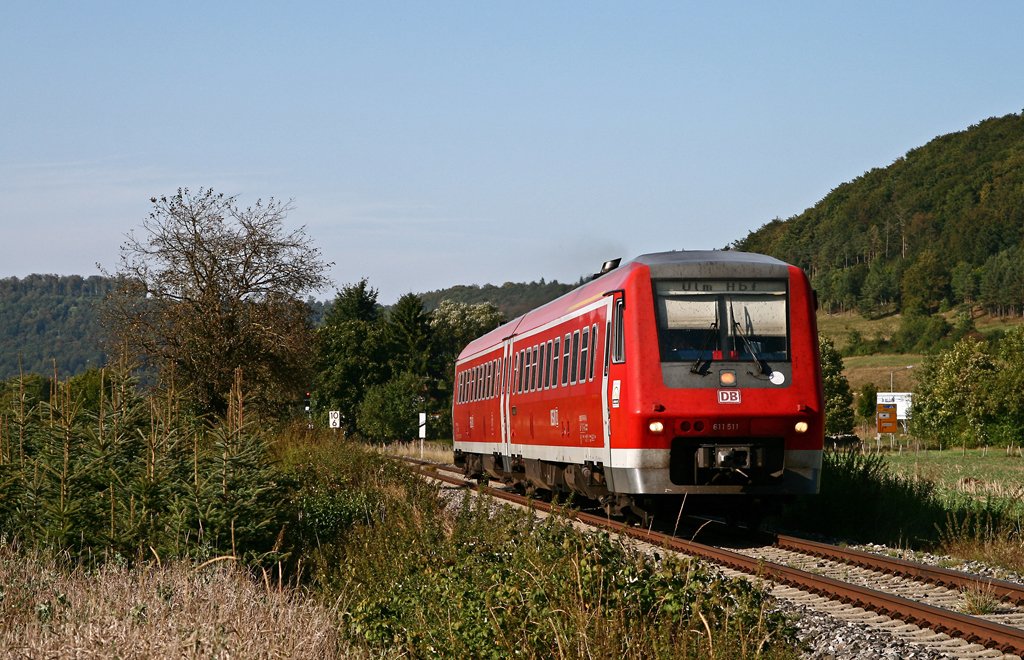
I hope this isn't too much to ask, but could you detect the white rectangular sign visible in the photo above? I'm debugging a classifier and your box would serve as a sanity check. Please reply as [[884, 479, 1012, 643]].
[[876, 393, 912, 420], [329, 410, 340, 428], [418, 412, 427, 439]]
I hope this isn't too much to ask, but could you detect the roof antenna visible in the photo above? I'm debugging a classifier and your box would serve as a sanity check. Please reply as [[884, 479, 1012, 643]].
[[592, 258, 621, 280]]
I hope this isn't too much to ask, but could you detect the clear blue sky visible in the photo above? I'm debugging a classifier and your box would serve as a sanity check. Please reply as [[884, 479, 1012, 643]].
[[2, 2, 1022, 303]]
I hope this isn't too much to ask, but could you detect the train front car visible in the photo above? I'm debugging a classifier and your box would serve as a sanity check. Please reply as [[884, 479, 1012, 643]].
[[452, 249, 824, 520], [607, 251, 824, 516]]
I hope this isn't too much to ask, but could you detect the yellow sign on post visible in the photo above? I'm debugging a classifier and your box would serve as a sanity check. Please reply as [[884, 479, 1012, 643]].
[[876, 403, 898, 434]]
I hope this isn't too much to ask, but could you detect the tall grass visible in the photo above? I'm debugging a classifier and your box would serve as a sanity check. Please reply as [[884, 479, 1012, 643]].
[[783, 449, 1024, 569], [278, 437, 799, 659], [782, 449, 948, 546]]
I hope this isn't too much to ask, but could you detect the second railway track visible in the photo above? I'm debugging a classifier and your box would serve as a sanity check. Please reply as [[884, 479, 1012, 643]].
[[408, 458, 1024, 658]]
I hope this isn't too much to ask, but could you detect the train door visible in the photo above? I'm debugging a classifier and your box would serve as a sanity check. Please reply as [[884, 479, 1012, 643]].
[[500, 338, 514, 457], [602, 292, 626, 468]]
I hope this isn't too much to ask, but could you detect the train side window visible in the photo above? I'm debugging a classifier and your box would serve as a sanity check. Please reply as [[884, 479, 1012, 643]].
[[526, 347, 533, 392], [531, 346, 540, 391], [492, 359, 499, 398], [551, 338, 560, 389], [539, 343, 547, 390], [475, 366, 481, 401], [513, 352, 521, 394], [524, 348, 533, 393], [457, 372, 463, 404], [570, 330, 580, 385], [498, 357, 505, 396], [604, 321, 612, 375], [612, 299, 626, 363], [580, 327, 589, 383], [485, 362, 493, 399], [561, 333, 571, 386], [544, 340, 553, 388], [589, 323, 598, 381]]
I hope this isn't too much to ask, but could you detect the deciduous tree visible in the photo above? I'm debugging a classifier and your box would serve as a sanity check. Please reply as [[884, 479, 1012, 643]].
[[102, 188, 330, 417], [819, 337, 854, 436]]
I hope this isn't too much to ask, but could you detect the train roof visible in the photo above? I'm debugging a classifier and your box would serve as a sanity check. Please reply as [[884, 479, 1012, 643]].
[[456, 249, 794, 362], [633, 249, 791, 279]]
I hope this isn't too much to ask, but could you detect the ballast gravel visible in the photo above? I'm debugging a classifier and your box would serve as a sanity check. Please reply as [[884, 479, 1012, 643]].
[[788, 601, 950, 659]]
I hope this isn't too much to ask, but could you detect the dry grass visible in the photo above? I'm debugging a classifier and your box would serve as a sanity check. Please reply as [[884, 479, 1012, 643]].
[[0, 543, 351, 659], [961, 581, 1005, 615], [841, 354, 923, 393], [816, 311, 902, 351], [378, 439, 453, 464]]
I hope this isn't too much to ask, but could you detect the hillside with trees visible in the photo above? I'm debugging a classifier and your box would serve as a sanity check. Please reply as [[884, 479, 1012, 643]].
[[0, 274, 113, 378], [733, 111, 1024, 318], [416, 279, 578, 318]]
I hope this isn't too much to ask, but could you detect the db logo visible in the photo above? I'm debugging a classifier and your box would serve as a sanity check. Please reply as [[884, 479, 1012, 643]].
[[717, 390, 742, 404]]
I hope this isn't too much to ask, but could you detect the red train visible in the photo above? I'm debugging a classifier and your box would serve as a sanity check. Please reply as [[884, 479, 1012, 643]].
[[452, 250, 823, 519]]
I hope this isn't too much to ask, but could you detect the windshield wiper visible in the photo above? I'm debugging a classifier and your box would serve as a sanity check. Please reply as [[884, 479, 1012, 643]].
[[689, 322, 718, 376], [730, 303, 772, 377]]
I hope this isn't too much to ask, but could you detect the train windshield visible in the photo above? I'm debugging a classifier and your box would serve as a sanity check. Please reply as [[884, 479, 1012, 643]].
[[654, 280, 789, 364]]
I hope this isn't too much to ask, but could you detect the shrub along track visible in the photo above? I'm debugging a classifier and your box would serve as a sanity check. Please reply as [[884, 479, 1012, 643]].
[[407, 459, 1024, 658]]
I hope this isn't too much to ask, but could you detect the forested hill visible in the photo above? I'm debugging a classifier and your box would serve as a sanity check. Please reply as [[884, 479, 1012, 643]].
[[733, 111, 1024, 317], [417, 279, 578, 318], [0, 275, 113, 379], [0, 274, 580, 379]]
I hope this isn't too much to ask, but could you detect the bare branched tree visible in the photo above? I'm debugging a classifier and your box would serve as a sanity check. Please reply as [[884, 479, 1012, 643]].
[[102, 187, 332, 417]]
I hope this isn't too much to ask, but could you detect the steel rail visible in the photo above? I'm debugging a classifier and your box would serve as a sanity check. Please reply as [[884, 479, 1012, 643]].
[[412, 462, 1024, 655], [776, 534, 1024, 606]]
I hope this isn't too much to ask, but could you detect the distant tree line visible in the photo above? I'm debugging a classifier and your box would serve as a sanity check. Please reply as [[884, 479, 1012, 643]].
[[312, 279, 504, 441], [417, 278, 577, 319], [0, 274, 113, 378]]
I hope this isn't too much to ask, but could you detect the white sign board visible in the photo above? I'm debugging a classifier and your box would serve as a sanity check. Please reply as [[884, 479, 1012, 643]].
[[329, 410, 341, 429], [876, 393, 912, 420], [418, 412, 427, 439]]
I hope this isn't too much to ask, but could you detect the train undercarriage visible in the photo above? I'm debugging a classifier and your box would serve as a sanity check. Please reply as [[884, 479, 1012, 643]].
[[454, 441, 793, 526]]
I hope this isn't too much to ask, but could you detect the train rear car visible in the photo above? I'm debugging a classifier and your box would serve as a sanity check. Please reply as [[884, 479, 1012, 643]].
[[452, 250, 823, 517]]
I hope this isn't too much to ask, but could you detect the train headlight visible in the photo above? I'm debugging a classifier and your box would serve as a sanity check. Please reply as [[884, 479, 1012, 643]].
[[794, 421, 809, 433], [719, 370, 737, 387], [649, 420, 665, 433]]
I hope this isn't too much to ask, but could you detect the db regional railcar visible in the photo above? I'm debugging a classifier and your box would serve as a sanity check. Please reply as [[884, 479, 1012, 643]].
[[452, 250, 824, 520]]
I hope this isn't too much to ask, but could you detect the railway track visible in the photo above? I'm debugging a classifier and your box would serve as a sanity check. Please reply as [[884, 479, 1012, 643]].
[[407, 459, 1024, 657]]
